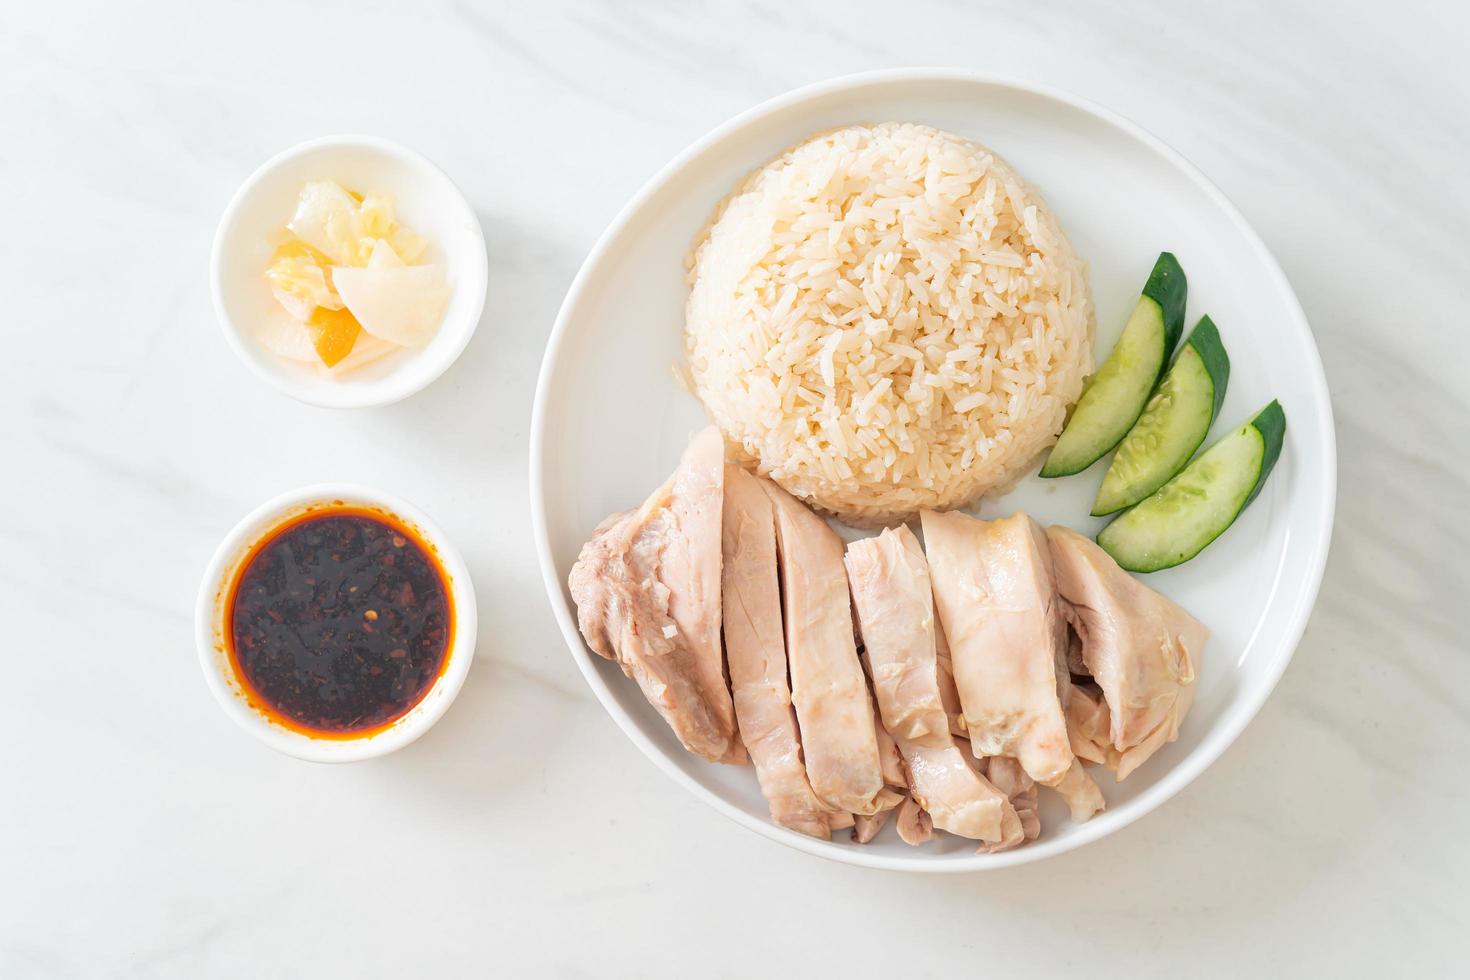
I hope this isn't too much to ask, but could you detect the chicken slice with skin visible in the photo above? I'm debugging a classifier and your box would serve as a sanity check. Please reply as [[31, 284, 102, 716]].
[[1049, 759, 1106, 822], [1066, 681, 1123, 771], [1048, 525, 1208, 780], [846, 525, 1020, 843], [970, 755, 1038, 853], [720, 466, 832, 837], [933, 619, 967, 739], [568, 427, 739, 763], [851, 808, 891, 845], [1065, 627, 1088, 679], [763, 480, 890, 815], [921, 510, 1074, 779], [895, 795, 933, 846], [851, 700, 908, 843], [871, 700, 908, 791], [849, 530, 951, 749], [922, 509, 1103, 822]]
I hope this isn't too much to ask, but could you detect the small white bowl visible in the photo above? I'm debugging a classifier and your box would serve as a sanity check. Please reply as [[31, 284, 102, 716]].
[[211, 135, 488, 408], [196, 484, 478, 762]]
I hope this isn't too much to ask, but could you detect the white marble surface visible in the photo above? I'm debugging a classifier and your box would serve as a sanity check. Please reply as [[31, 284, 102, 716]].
[[2, 1, 1465, 976]]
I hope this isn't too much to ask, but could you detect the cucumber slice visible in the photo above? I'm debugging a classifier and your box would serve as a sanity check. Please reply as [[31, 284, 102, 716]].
[[1040, 253, 1188, 477], [1092, 317, 1230, 515], [1097, 401, 1286, 572]]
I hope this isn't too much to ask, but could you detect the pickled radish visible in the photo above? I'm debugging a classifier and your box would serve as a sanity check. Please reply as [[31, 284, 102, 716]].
[[265, 255, 340, 316], [286, 180, 426, 268], [366, 238, 405, 269], [263, 179, 444, 372], [333, 265, 447, 348], [327, 334, 398, 375], [257, 311, 319, 363], [286, 180, 361, 265]]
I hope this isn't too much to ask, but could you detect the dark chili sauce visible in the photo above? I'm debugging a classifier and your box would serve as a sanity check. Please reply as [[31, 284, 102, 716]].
[[226, 506, 453, 738]]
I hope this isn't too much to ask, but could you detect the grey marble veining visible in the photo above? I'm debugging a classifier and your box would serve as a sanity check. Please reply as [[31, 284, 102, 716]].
[[2, 1, 1466, 976]]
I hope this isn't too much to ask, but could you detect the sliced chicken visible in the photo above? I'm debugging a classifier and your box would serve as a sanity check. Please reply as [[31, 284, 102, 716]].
[[848, 529, 951, 749], [871, 700, 908, 790], [1047, 525, 1208, 780], [763, 480, 890, 815], [1066, 682, 1122, 771], [720, 466, 831, 837], [568, 427, 739, 763], [1049, 759, 1107, 822], [974, 756, 1038, 853], [922, 510, 1074, 782], [846, 525, 1019, 843], [851, 809, 891, 845], [851, 699, 907, 844], [933, 618, 967, 738], [923, 509, 1104, 822], [1065, 627, 1088, 679], [850, 731, 912, 847], [894, 795, 933, 846], [985, 757, 1041, 844]]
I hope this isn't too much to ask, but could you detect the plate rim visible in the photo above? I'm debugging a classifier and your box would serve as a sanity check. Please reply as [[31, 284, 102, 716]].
[[529, 67, 1337, 872]]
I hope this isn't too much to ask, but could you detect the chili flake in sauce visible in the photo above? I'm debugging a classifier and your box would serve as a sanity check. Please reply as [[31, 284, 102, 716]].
[[227, 507, 452, 737]]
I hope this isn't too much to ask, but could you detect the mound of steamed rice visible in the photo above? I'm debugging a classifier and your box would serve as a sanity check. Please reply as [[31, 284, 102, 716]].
[[685, 122, 1094, 527]]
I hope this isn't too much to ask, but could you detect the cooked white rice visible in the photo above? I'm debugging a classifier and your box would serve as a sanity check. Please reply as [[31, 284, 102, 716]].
[[684, 122, 1094, 526]]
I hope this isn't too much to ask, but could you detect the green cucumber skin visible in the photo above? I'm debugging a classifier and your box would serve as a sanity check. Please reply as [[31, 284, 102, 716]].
[[1141, 252, 1188, 355], [1097, 400, 1288, 572], [1089, 316, 1231, 516], [1244, 399, 1286, 509], [1040, 253, 1188, 478], [1187, 316, 1231, 420], [1038, 299, 1162, 478]]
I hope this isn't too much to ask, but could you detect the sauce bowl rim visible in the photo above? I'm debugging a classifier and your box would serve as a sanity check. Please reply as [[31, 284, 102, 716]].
[[195, 483, 478, 762]]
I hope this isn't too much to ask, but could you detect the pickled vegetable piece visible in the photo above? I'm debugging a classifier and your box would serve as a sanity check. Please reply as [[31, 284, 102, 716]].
[[334, 264, 448, 348], [305, 306, 362, 367], [264, 238, 343, 320]]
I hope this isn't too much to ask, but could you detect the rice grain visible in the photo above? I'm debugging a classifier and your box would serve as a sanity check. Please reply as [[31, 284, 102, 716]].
[[686, 122, 1093, 526]]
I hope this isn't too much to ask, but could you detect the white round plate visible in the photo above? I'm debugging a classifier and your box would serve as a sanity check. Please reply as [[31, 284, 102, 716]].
[[531, 70, 1335, 870]]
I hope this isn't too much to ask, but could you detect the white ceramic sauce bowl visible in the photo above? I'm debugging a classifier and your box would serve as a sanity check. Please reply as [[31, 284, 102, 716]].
[[196, 483, 478, 762], [532, 70, 1336, 870], [211, 135, 488, 408]]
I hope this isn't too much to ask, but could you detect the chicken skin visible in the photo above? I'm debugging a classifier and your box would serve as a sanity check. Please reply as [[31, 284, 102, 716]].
[[1048, 526, 1207, 780], [922, 510, 1104, 822], [569, 427, 740, 763], [846, 526, 1019, 843], [764, 480, 892, 816], [721, 466, 833, 836]]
